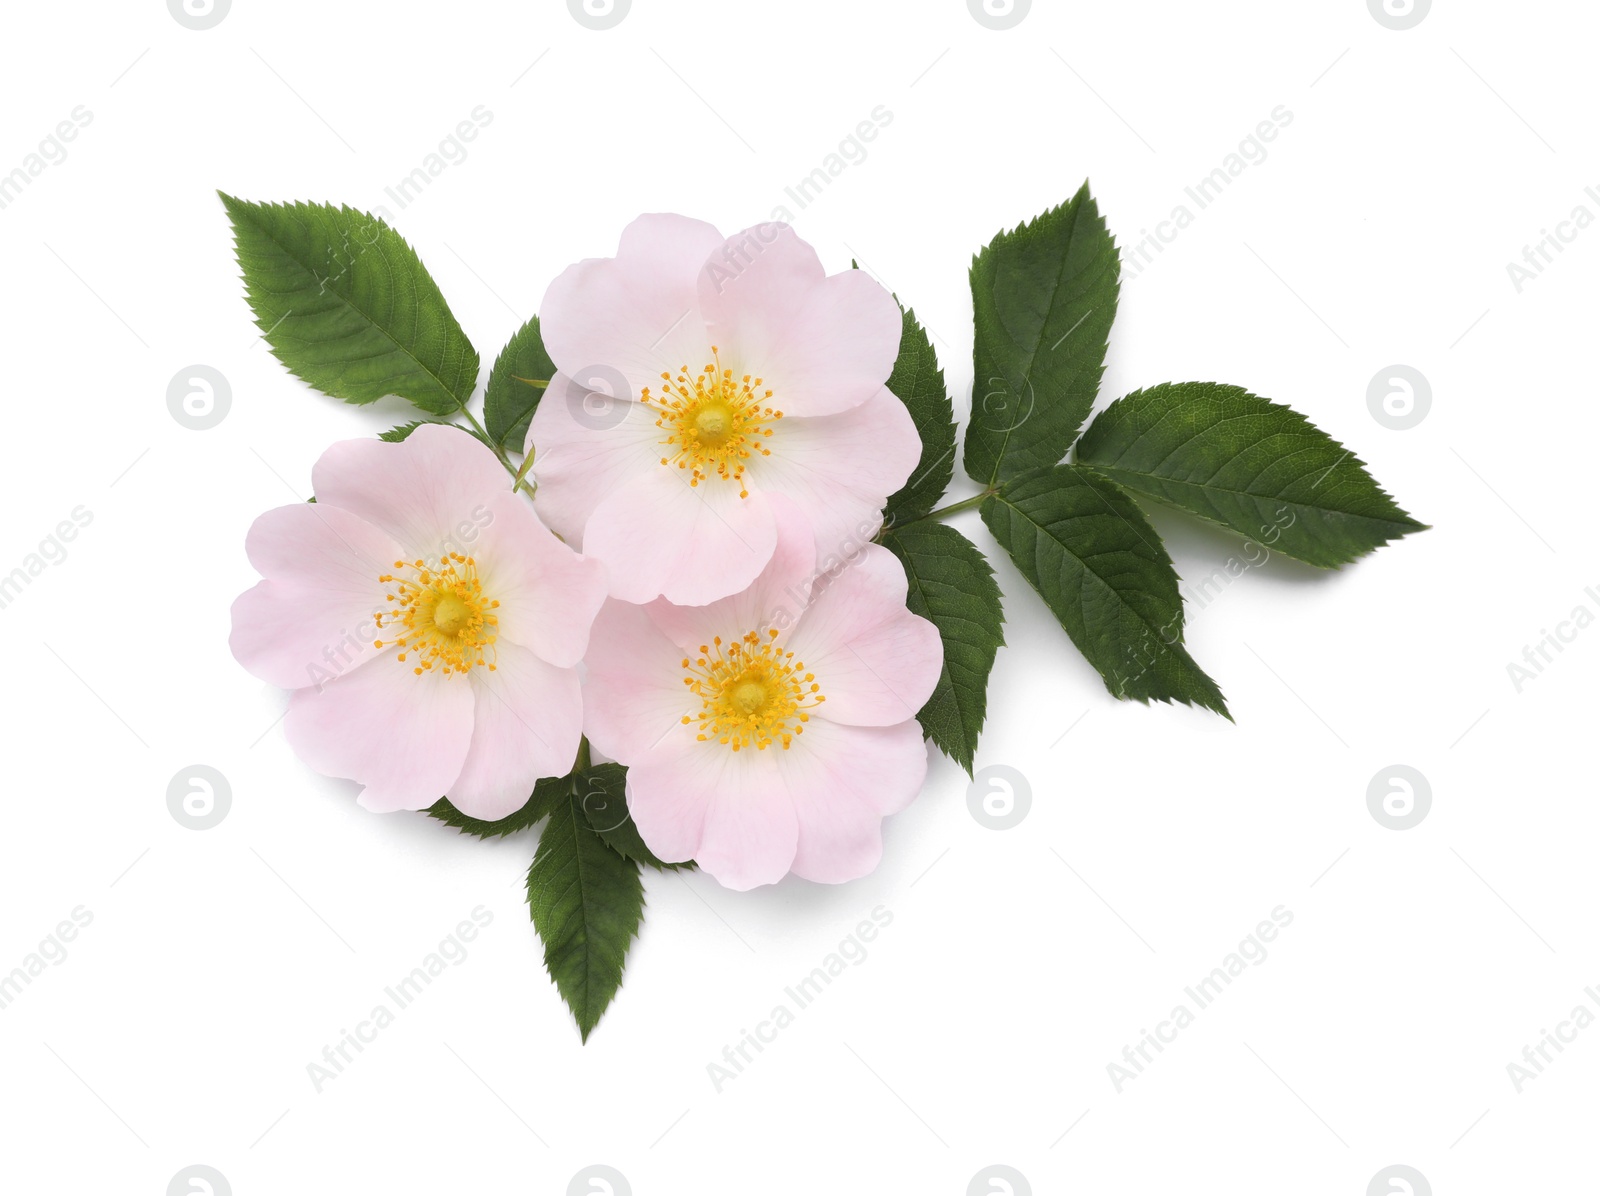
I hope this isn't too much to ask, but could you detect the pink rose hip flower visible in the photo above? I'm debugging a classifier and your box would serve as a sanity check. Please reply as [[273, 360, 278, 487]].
[[528, 213, 921, 605], [583, 499, 943, 890], [230, 424, 607, 818]]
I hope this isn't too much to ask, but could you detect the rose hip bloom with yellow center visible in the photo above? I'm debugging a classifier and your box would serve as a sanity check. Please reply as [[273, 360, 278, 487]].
[[528, 214, 921, 605], [583, 500, 943, 890], [230, 425, 607, 817]]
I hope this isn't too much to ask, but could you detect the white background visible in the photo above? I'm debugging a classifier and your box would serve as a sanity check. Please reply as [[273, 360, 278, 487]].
[[1, 1, 1595, 1193]]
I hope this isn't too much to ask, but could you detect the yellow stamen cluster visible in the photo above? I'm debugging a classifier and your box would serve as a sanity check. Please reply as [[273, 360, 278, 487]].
[[641, 346, 781, 498], [681, 629, 825, 751], [374, 553, 499, 676]]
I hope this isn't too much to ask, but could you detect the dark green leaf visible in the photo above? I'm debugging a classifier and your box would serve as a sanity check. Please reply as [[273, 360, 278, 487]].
[[1076, 383, 1428, 568], [526, 792, 645, 1042], [981, 464, 1228, 717], [575, 763, 693, 871], [485, 316, 556, 451], [884, 523, 1004, 775], [963, 182, 1120, 486], [219, 195, 478, 415], [883, 306, 956, 526], [427, 775, 566, 840]]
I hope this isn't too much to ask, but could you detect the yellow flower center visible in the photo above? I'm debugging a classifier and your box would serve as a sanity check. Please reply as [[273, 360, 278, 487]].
[[641, 346, 782, 498], [680, 629, 825, 751], [373, 553, 499, 676]]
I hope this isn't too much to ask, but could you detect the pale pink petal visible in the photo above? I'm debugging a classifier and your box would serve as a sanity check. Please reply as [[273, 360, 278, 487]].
[[472, 490, 606, 668], [785, 545, 943, 726], [755, 386, 921, 558], [243, 497, 406, 584], [696, 223, 824, 370], [582, 601, 695, 763], [526, 375, 664, 547], [699, 234, 900, 418], [445, 643, 583, 819], [616, 213, 728, 292], [626, 729, 799, 890], [231, 580, 377, 693], [592, 513, 935, 887], [783, 718, 929, 884], [230, 502, 405, 690], [618, 733, 709, 866], [284, 657, 475, 812], [312, 424, 506, 557], [539, 214, 724, 397], [583, 469, 778, 605], [645, 494, 817, 653]]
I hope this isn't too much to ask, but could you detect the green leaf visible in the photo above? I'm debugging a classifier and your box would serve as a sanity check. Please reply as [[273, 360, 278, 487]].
[[427, 775, 565, 840], [963, 182, 1120, 487], [981, 464, 1228, 717], [883, 306, 957, 526], [380, 419, 471, 443], [379, 419, 495, 452], [219, 195, 478, 416], [883, 523, 1004, 775], [574, 763, 693, 871], [379, 420, 431, 443], [1076, 383, 1428, 568], [526, 790, 645, 1042], [485, 316, 556, 451]]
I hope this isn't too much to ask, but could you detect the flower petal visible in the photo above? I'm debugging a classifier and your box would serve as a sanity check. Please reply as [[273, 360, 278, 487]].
[[755, 386, 921, 559], [627, 728, 799, 890], [312, 424, 505, 556], [616, 213, 728, 292], [284, 657, 475, 813], [582, 600, 695, 763], [445, 643, 583, 819], [526, 376, 664, 547], [699, 229, 900, 418], [697, 223, 824, 365], [786, 544, 944, 727], [644, 493, 817, 653], [473, 490, 607, 668], [230, 502, 405, 690], [539, 213, 724, 398], [783, 718, 929, 884], [583, 468, 778, 605]]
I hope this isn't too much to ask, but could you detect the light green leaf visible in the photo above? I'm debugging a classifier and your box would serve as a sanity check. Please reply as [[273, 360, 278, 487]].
[[883, 306, 956, 526], [220, 195, 478, 416], [1076, 383, 1428, 568], [981, 464, 1228, 717], [963, 181, 1120, 486], [575, 763, 694, 871], [883, 523, 1004, 774], [485, 316, 556, 451], [526, 790, 645, 1042]]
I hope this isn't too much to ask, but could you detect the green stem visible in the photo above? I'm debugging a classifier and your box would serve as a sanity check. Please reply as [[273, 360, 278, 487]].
[[457, 405, 535, 498], [922, 490, 998, 520], [883, 488, 999, 537], [574, 735, 592, 774]]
